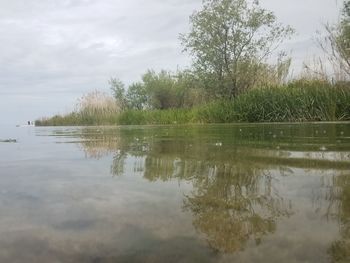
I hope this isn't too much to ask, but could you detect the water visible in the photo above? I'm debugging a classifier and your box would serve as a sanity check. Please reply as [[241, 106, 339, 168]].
[[0, 123, 349, 262]]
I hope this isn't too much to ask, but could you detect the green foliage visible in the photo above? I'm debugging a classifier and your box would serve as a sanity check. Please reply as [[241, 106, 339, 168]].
[[320, 0, 350, 78], [180, 0, 294, 98], [121, 69, 209, 111], [193, 100, 236, 123], [232, 81, 350, 122], [36, 81, 350, 126], [125, 82, 148, 110], [117, 109, 195, 125], [105, 0, 295, 115], [35, 111, 120, 126], [142, 70, 180, 109], [339, 0, 350, 67], [110, 78, 127, 109], [170, 70, 209, 107]]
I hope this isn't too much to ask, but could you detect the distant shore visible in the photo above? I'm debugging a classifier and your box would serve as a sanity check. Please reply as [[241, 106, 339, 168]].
[[36, 82, 350, 126]]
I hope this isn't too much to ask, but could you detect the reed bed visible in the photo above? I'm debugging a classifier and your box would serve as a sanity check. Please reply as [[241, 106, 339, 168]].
[[36, 82, 350, 126], [36, 91, 120, 126]]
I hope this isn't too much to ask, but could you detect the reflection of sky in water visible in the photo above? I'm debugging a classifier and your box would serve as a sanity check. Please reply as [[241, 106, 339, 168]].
[[0, 123, 349, 262]]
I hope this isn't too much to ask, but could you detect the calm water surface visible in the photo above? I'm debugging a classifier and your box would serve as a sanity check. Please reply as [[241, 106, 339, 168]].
[[0, 123, 350, 262]]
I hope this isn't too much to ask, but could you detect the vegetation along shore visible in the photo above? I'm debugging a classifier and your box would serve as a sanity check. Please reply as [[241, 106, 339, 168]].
[[36, 0, 350, 126]]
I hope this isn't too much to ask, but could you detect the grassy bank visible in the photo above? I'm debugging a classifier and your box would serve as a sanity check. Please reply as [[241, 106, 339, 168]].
[[36, 83, 350, 126]]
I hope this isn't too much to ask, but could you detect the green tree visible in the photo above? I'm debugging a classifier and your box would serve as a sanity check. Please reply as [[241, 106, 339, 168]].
[[142, 70, 179, 109], [320, 0, 350, 78], [180, 0, 293, 98], [337, 0, 350, 75], [125, 82, 148, 110], [175, 70, 209, 107], [109, 78, 127, 109]]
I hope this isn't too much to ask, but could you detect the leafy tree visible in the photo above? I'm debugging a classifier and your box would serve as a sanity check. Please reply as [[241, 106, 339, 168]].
[[336, 0, 350, 74], [125, 82, 148, 110], [109, 78, 127, 109], [142, 70, 179, 109], [180, 0, 294, 98], [175, 70, 209, 107], [109, 68, 214, 111], [320, 0, 350, 79]]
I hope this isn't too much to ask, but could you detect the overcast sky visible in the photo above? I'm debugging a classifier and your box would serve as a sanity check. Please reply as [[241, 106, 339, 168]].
[[0, 0, 342, 125]]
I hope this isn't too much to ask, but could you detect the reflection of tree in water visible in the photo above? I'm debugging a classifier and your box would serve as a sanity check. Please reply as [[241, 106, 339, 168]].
[[79, 137, 120, 159], [139, 139, 294, 253], [182, 163, 292, 253], [78, 130, 294, 252], [110, 150, 127, 176], [327, 173, 350, 263], [77, 128, 147, 176], [75, 125, 350, 255], [77, 130, 124, 159]]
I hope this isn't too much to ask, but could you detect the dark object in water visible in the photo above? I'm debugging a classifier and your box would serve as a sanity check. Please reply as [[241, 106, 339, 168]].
[[0, 139, 17, 143]]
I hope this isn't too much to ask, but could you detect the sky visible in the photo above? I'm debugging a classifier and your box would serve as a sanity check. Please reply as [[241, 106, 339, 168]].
[[0, 0, 342, 125]]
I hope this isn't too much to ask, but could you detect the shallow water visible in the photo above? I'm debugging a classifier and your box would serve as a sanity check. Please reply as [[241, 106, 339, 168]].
[[0, 123, 350, 262]]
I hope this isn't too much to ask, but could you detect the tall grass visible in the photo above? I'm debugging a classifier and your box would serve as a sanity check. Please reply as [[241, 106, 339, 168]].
[[231, 81, 350, 122], [36, 82, 350, 126], [117, 109, 196, 125], [36, 91, 121, 126]]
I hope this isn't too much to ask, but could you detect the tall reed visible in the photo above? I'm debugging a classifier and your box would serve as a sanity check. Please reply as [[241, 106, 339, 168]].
[[36, 91, 120, 126], [36, 81, 350, 126]]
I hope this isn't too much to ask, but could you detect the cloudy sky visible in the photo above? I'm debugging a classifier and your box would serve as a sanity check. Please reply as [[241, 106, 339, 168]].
[[0, 0, 342, 125]]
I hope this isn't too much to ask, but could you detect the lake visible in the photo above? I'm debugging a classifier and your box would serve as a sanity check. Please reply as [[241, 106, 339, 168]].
[[0, 123, 349, 262]]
